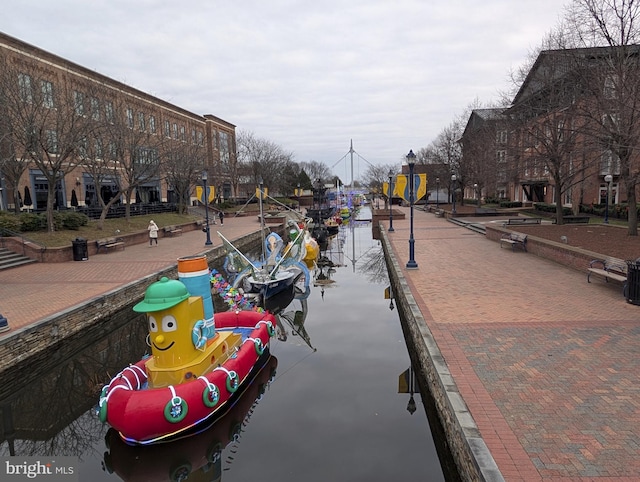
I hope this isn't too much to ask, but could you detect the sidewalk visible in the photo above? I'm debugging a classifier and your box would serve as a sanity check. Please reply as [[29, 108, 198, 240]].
[[0, 216, 259, 333], [387, 206, 639, 480], [2, 207, 639, 479]]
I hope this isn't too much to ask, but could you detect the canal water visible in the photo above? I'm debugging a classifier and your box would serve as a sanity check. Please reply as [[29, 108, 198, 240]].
[[0, 206, 455, 481]]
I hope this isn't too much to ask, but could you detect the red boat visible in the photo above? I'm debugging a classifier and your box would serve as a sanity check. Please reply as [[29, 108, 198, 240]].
[[103, 354, 278, 481], [97, 256, 276, 445]]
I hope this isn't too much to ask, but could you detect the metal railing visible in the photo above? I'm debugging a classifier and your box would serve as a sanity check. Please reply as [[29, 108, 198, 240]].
[[0, 227, 46, 261]]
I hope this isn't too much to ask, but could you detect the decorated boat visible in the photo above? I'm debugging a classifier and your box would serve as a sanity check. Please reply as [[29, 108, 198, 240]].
[[97, 255, 277, 445], [103, 355, 278, 481], [220, 220, 312, 305]]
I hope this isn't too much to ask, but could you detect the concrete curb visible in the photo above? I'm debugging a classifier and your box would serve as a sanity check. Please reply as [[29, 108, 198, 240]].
[[381, 224, 505, 482]]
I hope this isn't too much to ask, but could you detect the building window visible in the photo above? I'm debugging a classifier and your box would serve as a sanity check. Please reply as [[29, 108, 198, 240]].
[[164, 120, 171, 138], [41, 80, 54, 108], [73, 91, 85, 116], [91, 97, 100, 121], [94, 138, 103, 159], [18, 73, 33, 103], [197, 131, 203, 146], [496, 130, 507, 144], [191, 128, 196, 144], [601, 150, 621, 175], [149, 115, 156, 134], [138, 112, 145, 131], [108, 141, 117, 159], [126, 108, 134, 128], [172, 123, 178, 139], [105, 101, 114, 123], [46, 130, 58, 154], [180, 125, 185, 142]]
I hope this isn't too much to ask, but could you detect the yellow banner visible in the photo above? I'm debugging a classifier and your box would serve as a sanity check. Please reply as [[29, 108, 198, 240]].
[[256, 186, 268, 199], [196, 186, 215, 204], [395, 173, 427, 202]]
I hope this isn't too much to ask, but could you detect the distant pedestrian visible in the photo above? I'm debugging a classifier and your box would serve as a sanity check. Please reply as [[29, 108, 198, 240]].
[[218, 211, 224, 225], [148, 220, 159, 246]]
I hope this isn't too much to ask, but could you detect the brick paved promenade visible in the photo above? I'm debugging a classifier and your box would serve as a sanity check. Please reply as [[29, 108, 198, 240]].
[[1, 208, 639, 480]]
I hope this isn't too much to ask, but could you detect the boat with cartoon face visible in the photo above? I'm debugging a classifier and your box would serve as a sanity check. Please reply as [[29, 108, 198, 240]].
[[97, 255, 276, 445]]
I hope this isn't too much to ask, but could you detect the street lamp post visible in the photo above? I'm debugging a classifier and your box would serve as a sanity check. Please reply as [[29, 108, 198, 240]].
[[451, 174, 457, 214], [202, 170, 213, 246], [474, 183, 480, 208], [388, 169, 395, 232], [406, 150, 418, 269], [436, 177, 440, 209], [604, 174, 613, 224]]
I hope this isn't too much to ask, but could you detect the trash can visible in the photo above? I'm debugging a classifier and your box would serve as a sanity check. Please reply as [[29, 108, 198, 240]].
[[72, 237, 88, 261], [625, 258, 640, 305]]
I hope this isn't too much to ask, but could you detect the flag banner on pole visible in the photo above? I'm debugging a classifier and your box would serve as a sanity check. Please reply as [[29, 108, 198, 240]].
[[196, 186, 215, 204], [396, 175, 409, 202], [396, 174, 427, 202], [256, 186, 268, 199], [384, 178, 400, 198]]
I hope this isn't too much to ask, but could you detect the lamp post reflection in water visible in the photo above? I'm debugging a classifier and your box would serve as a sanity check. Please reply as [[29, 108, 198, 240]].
[[388, 170, 395, 232]]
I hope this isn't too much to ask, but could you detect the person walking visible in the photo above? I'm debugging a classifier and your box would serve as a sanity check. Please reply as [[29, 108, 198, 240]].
[[148, 220, 159, 246], [218, 211, 224, 225]]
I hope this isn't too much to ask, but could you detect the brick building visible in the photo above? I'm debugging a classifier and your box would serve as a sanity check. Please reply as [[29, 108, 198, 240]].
[[0, 32, 237, 213]]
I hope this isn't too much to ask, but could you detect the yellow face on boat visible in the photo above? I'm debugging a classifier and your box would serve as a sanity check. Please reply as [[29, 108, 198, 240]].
[[147, 297, 205, 368]]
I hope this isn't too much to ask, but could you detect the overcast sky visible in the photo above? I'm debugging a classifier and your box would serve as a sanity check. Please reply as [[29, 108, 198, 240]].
[[1, 0, 567, 180]]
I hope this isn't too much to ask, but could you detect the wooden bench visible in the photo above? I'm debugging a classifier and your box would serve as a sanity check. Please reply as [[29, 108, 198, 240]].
[[503, 217, 542, 226], [96, 237, 125, 253], [587, 257, 628, 292], [500, 232, 527, 252], [163, 225, 182, 237]]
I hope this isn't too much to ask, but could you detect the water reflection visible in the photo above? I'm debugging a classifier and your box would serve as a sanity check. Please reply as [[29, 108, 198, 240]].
[[0, 309, 146, 458], [103, 355, 277, 482], [0, 206, 456, 481]]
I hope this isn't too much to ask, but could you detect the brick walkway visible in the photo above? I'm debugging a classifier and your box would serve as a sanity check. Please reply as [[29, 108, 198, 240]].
[[2, 207, 640, 480], [0, 217, 256, 331], [387, 207, 639, 481]]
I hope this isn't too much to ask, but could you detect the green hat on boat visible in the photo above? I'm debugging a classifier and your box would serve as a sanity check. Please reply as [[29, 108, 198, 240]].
[[133, 277, 190, 313]]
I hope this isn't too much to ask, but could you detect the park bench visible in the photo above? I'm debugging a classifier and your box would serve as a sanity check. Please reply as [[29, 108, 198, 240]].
[[587, 257, 628, 292], [163, 225, 183, 237], [500, 232, 527, 252], [503, 217, 542, 226], [96, 237, 125, 253]]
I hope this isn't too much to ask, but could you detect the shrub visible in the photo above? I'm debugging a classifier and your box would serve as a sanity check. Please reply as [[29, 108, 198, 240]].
[[60, 211, 89, 230], [499, 201, 522, 208], [19, 212, 46, 232], [0, 212, 21, 232]]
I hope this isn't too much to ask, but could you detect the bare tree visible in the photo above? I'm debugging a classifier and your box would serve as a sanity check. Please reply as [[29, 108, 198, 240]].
[[237, 130, 297, 194], [101, 97, 163, 221], [298, 160, 332, 185], [1, 56, 94, 231], [564, 0, 640, 235], [508, 46, 598, 223], [361, 163, 399, 207], [164, 141, 206, 214]]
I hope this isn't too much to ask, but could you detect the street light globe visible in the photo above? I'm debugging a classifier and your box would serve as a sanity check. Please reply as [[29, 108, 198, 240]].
[[605, 174, 613, 183], [406, 149, 416, 165], [451, 174, 456, 182]]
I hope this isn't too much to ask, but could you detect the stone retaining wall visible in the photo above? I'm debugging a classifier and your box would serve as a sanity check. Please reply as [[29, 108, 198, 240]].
[[484, 224, 601, 271], [0, 228, 267, 380], [3, 220, 207, 263], [382, 226, 504, 482]]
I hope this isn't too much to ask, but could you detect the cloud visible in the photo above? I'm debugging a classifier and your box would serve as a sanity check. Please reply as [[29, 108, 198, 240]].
[[0, 0, 567, 179]]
